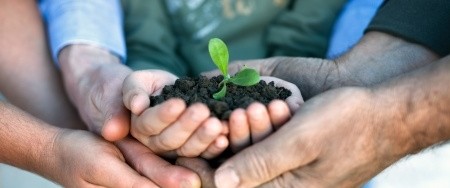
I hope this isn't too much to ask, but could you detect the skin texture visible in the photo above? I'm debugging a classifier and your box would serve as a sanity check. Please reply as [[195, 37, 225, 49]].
[[58, 45, 204, 187], [0, 102, 157, 187], [198, 32, 445, 187], [214, 55, 450, 188], [0, 1, 201, 187], [204, 32, 439, 100], [0, 0, 82, 129]]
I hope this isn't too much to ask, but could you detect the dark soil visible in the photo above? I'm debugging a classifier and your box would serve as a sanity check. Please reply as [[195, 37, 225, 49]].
[[150, 75, 291, 120]]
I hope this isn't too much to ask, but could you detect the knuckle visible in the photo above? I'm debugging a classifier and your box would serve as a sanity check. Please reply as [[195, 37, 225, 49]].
[[155, 135, 179, 151], [177, 147, 199, 158]]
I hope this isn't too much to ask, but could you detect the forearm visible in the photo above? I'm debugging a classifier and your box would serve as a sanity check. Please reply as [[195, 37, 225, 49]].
[[372, 55, 450, 160], [271, 31, 439, 99], [0, 102, 60, 179], [0, 0, 83, 129], [336, 31, 439, 87]]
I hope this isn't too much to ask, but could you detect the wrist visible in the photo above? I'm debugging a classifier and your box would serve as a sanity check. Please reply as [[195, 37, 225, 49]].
[[35, 128, 66, 182], [58, 44, 123, 106], [271, 57, 344, 99], [58, 44, 122, 81], [334, 32, 439, 87], [369, 88, 417, 162]]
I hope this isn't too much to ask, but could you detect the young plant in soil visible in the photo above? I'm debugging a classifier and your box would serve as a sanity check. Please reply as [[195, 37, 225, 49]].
[[150, 38, 291, 120], [208, 38, 260, 100]]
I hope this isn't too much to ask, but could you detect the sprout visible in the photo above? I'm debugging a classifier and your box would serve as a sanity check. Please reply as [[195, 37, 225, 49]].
[[208, 38, 260, 100]]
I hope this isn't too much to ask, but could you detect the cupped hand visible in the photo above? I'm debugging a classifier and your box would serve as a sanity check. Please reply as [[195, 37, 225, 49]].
[[49, 130, 157, 187], [115, 137, 202, 188], [122, 70, 228, 159], [202, 57, 338, 100], [59, 45, 132, 141], [215, 87, 407, 188], [203, 67, 304, 153]]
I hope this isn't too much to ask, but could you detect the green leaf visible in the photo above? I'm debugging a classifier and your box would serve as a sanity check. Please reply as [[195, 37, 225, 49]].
[[229, 68, 260, 86], [213, 83, 227, 100], [208, 38, 229, 76]]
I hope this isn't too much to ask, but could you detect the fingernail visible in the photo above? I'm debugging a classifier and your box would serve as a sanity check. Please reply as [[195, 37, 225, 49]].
[[215, 166, 239, 188]]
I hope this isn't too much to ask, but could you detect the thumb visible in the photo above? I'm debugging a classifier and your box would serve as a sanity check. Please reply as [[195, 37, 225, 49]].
[[102, 104, 130, 141], [214, 115, 314, 188], [122, 70, 178, 115]]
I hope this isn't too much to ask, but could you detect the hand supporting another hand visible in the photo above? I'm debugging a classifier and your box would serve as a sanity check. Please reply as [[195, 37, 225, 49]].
[[48, 130, 157, 187], [214, 88, 398, 188], [57, 45, 202, 187], [59, 44, 132, 141]]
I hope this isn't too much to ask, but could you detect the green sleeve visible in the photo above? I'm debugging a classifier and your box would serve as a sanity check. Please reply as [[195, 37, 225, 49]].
[[121, 0, 188, 76], [366, 0, 450, 56], [266, 0, 347, 58]]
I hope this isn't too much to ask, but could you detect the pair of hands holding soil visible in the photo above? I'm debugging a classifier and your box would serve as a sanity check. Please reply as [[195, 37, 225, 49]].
[[121, 39, 303, 160], [121, 69, 303, 160]]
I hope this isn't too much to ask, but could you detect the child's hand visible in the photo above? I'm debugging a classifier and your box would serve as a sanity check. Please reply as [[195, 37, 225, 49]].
[[131, 99, 229, 159], [226, 76, 303, 152], [122, 70, 228, 159]]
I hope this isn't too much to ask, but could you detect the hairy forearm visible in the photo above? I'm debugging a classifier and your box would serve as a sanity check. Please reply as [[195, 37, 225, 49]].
[[271, 32, 439, 99], [372, 55, 450, 159], [337, 31, 439, 87], [0, 102, 59, 178]]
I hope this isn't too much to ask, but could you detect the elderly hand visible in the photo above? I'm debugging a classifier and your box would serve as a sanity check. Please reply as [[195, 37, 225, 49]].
[[59, 44, 133, 141], [214, 87, 411, 187]]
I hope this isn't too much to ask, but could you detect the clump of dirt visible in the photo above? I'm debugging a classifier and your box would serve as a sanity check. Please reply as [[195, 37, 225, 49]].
[[150, 75, 291, 120]]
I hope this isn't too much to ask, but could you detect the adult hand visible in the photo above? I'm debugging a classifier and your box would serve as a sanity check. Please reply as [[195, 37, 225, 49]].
[[59, 44, 132, 141], [204, 32, 439, 101], [48, 130, 156, 187], [116, 138, 202, 188], [202, 57, 336, 100], [214, 87, 413, 187]]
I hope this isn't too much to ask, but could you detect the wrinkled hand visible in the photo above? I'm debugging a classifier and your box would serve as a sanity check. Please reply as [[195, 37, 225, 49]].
[[203, 66, 304, 152], [214, 87, 407, 187], [202, 57, 338, 100], [59, 45, 132, 141], [49, 130, 156, 187], [122, 70, 228, 158]]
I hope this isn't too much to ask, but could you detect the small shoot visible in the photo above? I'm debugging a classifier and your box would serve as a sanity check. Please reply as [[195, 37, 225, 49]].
[[208, 38, 260, 100]]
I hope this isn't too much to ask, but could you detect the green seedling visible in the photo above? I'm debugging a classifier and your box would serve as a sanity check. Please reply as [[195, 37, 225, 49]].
[[208, 38, 260, 100]]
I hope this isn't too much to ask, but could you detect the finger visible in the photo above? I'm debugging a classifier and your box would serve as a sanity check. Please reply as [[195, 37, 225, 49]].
[[122, 70, 178, 115], [268, 100, 291, 129], [229, 108, 250, 152], [260, 76, 304, 112], [116, 138, 201, 188], [101, 105, 130, 142], [215, 115, 318, 188], [176, 157, 216, 188], [201, 135, 229, 159], [177, 117, 223, 157], [221, 120, 230, 135], [126, 88, 151, 116], [148, 103, 210, 152], [246, 102, 272, 143], [83, 154, 158, 188], [132, 98, 186, 138]]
